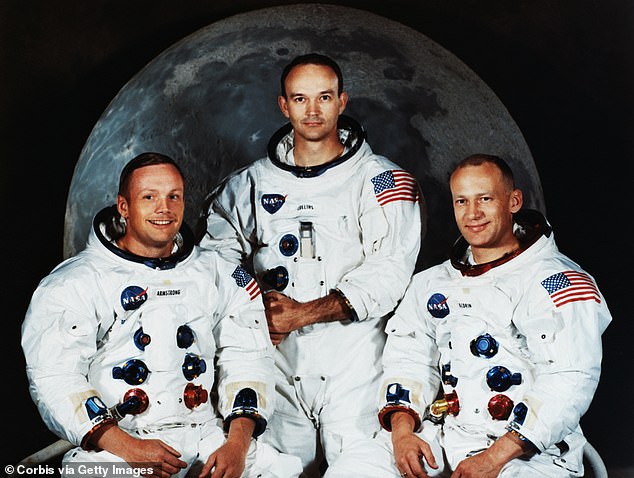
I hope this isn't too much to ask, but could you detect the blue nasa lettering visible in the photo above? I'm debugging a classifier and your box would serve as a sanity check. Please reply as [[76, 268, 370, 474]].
[[427, 293, 450, 319], [261, 194, 286, 214], [121, 285, 148, 311]]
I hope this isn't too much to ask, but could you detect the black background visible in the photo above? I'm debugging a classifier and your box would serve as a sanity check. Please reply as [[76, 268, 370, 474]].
[[2, 0, 631, 473]]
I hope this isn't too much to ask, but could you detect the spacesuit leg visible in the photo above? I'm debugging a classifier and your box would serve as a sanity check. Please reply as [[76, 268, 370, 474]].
[[319, 410, 379, 468], [260, 372, 330, 478], [243, 440, 303, 478], [260, 411, 321, 478], [323, 428, 448, 478], [62, 424, 208, 478], [497, 431, 585, 478], [182, 423, 227, 477], [61, 448, 131, 478], [497, 456, 581, 478], [321, 431, 397, 478], [443, 426, 582, 478], [180, 422, 301, 478]]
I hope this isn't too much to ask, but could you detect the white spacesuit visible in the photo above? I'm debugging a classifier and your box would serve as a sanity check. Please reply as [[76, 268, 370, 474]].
[[21, 206, 302, 478], [326, 210, 612, 478], [200, 116, 423, 474]]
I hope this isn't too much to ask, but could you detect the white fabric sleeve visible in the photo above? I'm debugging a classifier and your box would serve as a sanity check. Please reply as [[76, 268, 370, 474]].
[[212, 256, 274, 432], [21, 268, 107, 446], [335, 172, 423, 321], [508, 269, 612, 451], [199, 174, 256, 265], [379, 273, 441, 430]]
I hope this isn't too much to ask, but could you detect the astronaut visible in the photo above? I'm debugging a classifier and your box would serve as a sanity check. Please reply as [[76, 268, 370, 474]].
[[198, 54, 423, 476], [21, 153, 302, 478], [325, 154, 612, 478]]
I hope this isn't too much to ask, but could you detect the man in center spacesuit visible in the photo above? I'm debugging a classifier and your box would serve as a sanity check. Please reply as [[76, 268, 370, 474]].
[[21, 152, 302, 478], [324, 154, 612, 477], [198, 53, 423, 476]]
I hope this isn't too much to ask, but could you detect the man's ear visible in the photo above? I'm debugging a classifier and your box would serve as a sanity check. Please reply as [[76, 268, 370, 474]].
[[510, 188, 523, 213], [338, 91, 348, 114], [117, 194, 129, 218], [278, 95, 290, 118]]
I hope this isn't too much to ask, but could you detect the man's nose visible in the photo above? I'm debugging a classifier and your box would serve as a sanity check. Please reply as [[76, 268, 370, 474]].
[[306, 99, 321, 114], [467, 202, 482, 218], [155, 196, 169, 212]]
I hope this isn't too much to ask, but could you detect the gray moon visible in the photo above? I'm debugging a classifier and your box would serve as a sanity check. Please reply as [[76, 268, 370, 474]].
[[65, 3, 545, 269]]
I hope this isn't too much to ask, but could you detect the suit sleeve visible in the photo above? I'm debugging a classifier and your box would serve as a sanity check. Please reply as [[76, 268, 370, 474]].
[[378, 273, 441, 432], [507, 267, 612, 451], [199, 173, 256, 265], [21, 264, 115, 447], [212, 256, 274, 437], [335, 167, 423, 321]]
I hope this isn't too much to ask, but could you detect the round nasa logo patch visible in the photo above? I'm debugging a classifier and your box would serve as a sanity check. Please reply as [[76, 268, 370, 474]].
[[427, 293, 450, 319], [121, 285, 148, 311], [261, 194, 286, 214]]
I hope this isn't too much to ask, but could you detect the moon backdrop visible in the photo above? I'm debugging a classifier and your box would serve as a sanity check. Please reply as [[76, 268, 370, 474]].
[[65, 3, 544, 269]]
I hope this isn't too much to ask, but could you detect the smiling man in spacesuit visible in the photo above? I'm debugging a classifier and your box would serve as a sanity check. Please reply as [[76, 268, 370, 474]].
[[198, 54, 423, 476], [325, 153, 612, 478], [21, 152, 301, 478]]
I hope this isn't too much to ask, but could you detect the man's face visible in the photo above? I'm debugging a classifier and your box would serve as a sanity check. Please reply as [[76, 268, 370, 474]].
[[117, 163, 184, 258], [450, 162, 522, 263], [278, 63, 348, 144]]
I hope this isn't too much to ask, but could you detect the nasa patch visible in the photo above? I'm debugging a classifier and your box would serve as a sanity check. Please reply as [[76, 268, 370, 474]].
[[121, 285, 148, 311], [261, 194, 286, 214], [427, 293, 450, 319]]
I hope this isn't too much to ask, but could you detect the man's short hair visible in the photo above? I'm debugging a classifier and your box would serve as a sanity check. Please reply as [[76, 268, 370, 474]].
[[118, 152, 184, 198], [280, 53, 344, 97], [451, 153, 516, 190]]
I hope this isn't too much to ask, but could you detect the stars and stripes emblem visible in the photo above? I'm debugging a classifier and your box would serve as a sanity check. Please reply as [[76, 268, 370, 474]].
[[231, 266, 261, 301], [371, 170, 419, 206], [540, 270, 600, 308]]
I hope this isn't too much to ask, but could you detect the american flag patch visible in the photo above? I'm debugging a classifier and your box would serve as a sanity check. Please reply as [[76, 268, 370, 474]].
[[371, 170, 419, 206], [540, 270, 600, 308], [231, 266, 261, 301]]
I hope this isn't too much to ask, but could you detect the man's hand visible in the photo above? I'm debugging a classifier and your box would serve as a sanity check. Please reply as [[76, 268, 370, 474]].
[[198, 440, 248, 478], [264, 291, 352, 345], [198, 417, 254, 478], [92, 424, 187, 478], [391, 412, 438, 478], [450, 433, 529, 478], [450, 451, 504, 478], [263, 292, 304, 345]]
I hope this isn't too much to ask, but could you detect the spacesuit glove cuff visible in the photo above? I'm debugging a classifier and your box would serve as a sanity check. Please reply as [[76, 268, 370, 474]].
[[378, 404, 422, 432], [224, 410, 267, 438], [80, 418, 117, 451], [332, 288, 359, 322]]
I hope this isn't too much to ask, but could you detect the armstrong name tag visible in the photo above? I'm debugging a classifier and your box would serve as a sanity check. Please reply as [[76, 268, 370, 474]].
[[151, 283, 189, 301]]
